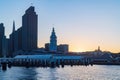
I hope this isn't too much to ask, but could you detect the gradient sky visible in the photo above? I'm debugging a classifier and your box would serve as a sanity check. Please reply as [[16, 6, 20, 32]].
[[0, 0, 120, 53]]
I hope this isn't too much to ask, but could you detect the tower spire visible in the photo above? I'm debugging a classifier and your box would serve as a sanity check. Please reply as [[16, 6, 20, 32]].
[[52, 27, 55, 33], [98, 46, 100, 51], [52, 24, 55, 32], [12, 20, 15, 33], [51, 27, 56, 38]]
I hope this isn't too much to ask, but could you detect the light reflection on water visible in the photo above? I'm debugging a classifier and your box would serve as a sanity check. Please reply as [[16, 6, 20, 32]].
[[0, 65, 120, 80]]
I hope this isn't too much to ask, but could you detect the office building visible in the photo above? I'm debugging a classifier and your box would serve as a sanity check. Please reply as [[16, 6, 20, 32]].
[[22, 6, 38, 51], [45, 43, 50, 51], [9, 21, 16, 56], [2, 36, 9, 57], [0, 23, 5, 57], [57, 44, 69, 53]]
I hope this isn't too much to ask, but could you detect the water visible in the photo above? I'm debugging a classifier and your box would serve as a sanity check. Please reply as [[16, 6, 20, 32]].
[[0, 65, 120, 80]]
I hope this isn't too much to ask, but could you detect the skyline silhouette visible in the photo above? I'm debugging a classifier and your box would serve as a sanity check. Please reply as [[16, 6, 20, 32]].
[[0, 0, 120, 53]]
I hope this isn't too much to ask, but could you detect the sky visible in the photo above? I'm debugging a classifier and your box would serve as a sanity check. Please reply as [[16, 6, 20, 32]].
[[0, 0, 120, 53]]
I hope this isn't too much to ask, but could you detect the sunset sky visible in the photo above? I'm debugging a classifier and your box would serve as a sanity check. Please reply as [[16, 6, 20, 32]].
[[0, 0, 120, 53]]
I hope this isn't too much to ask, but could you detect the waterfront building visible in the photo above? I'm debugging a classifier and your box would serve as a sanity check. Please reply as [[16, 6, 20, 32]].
[[45, 43, 50, 51], [57, 44, 69, 53], [2, 36, 9, 57], [0, 23, 5, 57], [22, 6, 38, 51], [49, 28, 57, 52]]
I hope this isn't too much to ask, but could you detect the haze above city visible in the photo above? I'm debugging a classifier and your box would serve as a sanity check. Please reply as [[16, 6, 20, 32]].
[[0, 0, 120, 53]]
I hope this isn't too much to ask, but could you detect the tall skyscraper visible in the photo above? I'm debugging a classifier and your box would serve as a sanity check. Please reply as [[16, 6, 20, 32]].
[[22, 6, 38, 51], [12, 21, 15, 52], [49, 28, 57, 52], [16, 27, 22, 51], [9, 21, 16, 56], [0, 23, 5, 57]]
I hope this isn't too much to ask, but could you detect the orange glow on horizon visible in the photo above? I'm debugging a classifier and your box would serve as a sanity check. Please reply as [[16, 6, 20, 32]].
[[38, 40, 120, 53]]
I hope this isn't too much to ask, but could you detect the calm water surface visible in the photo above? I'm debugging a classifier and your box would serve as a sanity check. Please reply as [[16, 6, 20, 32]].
[[0, 65, 120, 80]]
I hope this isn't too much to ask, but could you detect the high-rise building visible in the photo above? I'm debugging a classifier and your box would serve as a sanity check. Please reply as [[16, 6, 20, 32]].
[[49, 28, 57, 52], [9, 21, 16, 56], [2, 36, 9, 57], [0, 23, 5, 57], [9, 26, 22, 56], [16, 27, 22, 51], [57, 44, 69, 53], [22, 6, 38, 51]]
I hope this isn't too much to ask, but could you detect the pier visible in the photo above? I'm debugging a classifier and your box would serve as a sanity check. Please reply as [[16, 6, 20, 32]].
[[0, 54, 92, 70], [1, 54, 120, 71]]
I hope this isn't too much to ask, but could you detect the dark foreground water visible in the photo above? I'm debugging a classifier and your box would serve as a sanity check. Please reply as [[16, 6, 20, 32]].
[[0, 65, 120, 80]]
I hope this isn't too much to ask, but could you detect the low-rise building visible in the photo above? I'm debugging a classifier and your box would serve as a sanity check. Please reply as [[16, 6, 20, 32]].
[[57, 44, 69, 53], [45, 43, 50, 51]]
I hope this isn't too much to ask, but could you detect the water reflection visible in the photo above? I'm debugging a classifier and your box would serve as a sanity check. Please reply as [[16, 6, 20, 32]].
[[0, 65, 120, 80]]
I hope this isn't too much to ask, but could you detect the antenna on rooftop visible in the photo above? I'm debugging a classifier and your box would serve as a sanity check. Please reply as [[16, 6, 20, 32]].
[[52, 24, 55, 27], [31, 3, 33, 6]]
